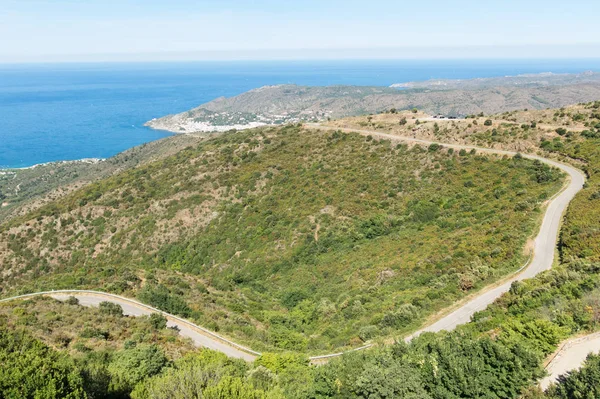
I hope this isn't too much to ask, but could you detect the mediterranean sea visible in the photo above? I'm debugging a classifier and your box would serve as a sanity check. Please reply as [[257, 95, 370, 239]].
[[2, 59, 600, 168]]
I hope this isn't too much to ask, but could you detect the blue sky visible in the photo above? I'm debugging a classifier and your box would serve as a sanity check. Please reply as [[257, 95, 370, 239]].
[[2, 0, 600, 62]]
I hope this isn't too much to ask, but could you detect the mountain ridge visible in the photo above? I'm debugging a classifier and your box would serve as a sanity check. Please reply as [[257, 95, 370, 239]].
[[146, 72, 600, 133]]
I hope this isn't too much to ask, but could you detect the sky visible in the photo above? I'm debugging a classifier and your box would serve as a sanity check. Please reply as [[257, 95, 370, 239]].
[[2, 0, 600, 62]]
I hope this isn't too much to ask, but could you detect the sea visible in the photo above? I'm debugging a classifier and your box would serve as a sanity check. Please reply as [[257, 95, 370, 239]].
[[2, 59, 600, 169]]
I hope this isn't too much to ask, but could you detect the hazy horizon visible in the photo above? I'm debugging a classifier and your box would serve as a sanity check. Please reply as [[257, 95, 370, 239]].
[[3, 46, 600, 65], [3, 0, 600, 63]]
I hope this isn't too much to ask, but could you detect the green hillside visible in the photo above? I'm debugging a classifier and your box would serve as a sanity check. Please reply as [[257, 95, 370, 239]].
[[5, 102, 600, 398], [0, 124, 563, 352], [0, 134, 203, 224]]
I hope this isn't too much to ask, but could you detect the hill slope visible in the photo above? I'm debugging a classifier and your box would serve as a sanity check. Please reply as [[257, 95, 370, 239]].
[[0, 134, 204, 224], [0, 124, 563, 352], [4, 102, 600, 398]]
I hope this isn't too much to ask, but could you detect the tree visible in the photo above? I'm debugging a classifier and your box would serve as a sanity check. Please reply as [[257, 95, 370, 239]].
[[131, 350, 284, 399], [428, 143, 441, 152], [108, 345, 168, 395], [354, 361, 431, 399], [65, 296, 79, 305], [137, 285, 191, 317], [484, 119, 493, 126], [0, 326, 86, 399]]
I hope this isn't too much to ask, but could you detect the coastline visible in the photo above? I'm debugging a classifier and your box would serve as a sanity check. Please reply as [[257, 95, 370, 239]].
[[145, 117, 271, 134], [0, 157, 105, 172]]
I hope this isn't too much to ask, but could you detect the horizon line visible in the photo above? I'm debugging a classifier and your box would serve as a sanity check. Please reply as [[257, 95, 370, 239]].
[[3, 43, 600, 64]]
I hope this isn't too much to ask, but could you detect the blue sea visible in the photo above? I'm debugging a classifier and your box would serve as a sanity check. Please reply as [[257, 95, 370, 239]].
[[2, 59, 600, 168]]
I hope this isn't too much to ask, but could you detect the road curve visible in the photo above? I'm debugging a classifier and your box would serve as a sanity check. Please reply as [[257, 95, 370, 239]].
[[0, 125, 586, 364], [541, 332, 600, 389], [0, 290, 259, 362], [306, 124, 585, 340]]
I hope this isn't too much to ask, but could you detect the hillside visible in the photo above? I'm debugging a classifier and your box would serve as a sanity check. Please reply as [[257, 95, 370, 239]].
[[328, 101, 600, 263], [146, 72, 600, 133], [0, 134, 204, 224], [0, 296, 195, 357], [0, 123, 564, 353], [5, 102, 600, 398]]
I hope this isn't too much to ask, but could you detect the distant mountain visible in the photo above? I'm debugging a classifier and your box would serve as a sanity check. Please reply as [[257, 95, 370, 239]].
[[146, 72, 600, 133], [391, 70, 600, 89]]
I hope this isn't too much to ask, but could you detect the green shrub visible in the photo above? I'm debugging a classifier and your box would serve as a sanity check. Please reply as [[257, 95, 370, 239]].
[[99, 301, 123, 317], [0, 325, 86, 398], [108, 345, 168, 395], [149, 313, 168, 330]]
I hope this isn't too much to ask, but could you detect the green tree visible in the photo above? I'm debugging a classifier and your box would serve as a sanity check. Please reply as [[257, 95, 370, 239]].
[[354, 360, 431, 399], [108, 345, 168, 396], [132, 350, 284, 399], [0, 325, 86, 399]]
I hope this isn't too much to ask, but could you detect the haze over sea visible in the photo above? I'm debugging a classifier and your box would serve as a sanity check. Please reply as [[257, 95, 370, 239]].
[[2, 59, 600, 168]]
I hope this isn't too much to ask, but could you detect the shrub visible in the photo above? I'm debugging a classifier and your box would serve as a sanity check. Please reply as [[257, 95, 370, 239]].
[[358, 325, 379, 341], [428, 143, 441, 152], [149, 313, 168, 330], [65, 296, 79, 305], [99, 301, 123, 317], [108, 345, 168, 394], [80, 327, 109, 340], [546, 354, 600, 398], [381, 304, 419, 328], [0, 326, 86, 398], [281, 290, 309, 309], [137, 285, 191, 318]]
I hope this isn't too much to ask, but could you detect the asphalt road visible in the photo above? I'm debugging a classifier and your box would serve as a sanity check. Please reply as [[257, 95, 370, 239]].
[[307, 125, 585, 340], [0, 125, 586, 368], [541, 332, 600, 389], [33, 291, 258, 362]]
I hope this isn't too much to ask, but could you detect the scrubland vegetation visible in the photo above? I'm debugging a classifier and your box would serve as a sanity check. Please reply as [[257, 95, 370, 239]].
[[0, 134, 203, 224], [4, 101, 600, 398], [0, 296, 193, 357], [0, 125, 563, 352]]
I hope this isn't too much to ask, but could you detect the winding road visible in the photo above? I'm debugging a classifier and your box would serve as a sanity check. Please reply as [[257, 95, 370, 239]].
[[0, 125, 587, 374], [541, 332, 600, 389]]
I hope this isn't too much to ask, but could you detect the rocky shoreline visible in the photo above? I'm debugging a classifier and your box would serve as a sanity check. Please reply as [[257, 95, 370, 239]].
[[1, 158, 104, 172]]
